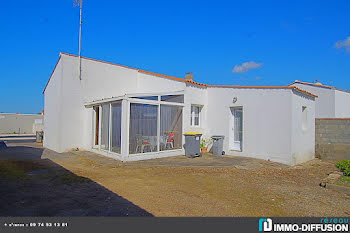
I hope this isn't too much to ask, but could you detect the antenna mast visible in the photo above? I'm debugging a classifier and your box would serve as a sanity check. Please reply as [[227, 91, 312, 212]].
[[78, 0, 83, 80], [74, 0, 83, 80]]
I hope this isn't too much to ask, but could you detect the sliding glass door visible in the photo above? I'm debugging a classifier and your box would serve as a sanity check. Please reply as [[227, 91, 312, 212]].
[[129, 103, 158, 154], [160, 105, 183, 151], [129, 102, 183, 154]]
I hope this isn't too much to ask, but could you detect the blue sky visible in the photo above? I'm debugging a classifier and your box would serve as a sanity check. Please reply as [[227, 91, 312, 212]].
[[0, 0, 349, 113]]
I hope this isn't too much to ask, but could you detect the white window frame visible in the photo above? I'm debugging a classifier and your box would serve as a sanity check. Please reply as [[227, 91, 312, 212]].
[[191, 105, 202, 127]]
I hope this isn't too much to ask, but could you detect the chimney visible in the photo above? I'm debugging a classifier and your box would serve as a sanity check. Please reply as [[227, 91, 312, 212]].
[[314, 79, 322, 85], [185, 72, 194, 81]]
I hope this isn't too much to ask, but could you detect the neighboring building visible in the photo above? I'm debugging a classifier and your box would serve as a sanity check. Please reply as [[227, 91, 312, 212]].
[[289, 80, 350, 118], [43, 52, 317, 165], [0, 113, 44, 134]]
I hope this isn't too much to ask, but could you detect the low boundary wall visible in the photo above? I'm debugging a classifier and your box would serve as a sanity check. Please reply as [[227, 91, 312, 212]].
[[315, 118, 350, 160]]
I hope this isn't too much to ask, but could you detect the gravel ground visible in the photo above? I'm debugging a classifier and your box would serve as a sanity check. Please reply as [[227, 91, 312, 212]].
[[1, 144, 349, 217], [45, 150, 350, 217]]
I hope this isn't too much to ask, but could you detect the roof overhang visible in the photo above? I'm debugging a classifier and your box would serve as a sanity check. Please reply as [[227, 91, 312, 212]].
[[288, 80, 333, 89], [43, 52, 317, 99]]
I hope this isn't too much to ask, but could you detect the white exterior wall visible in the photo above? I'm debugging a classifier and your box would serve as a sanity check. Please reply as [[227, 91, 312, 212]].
[[184, 84, 208, 136], [291, 91, 315, 165], [293, 83, 350, 118], [293, 83, 335, 118], [207, 88, 295, 164], [61, 55, 139, 153], [136, 73, 185, 93], [44, 54, 316, 165], [334, 90, 350, 118], [44, 54, 139, 152], [44, 58, 63, 152]]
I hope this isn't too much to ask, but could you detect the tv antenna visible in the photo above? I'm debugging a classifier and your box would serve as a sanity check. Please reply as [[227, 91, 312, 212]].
[[74, 0, 83, 80]]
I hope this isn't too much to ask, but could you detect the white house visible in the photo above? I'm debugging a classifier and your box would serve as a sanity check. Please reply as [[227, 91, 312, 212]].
[[43, 52, 317, 165], [289, 80, 350, 118]]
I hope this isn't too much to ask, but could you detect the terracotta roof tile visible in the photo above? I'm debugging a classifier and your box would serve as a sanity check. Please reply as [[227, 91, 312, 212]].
[[43, 52, 318, 98]]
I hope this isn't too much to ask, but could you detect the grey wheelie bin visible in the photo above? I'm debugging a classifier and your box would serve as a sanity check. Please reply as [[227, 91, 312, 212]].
[[184, 133, 202, 158], [211, 135, 225, 155], [36, 131, 44, 143]]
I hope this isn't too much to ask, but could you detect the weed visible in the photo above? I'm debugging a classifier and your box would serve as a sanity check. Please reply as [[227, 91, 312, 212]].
[[341, 176, 350, 182], [335, 160, 350, 176]]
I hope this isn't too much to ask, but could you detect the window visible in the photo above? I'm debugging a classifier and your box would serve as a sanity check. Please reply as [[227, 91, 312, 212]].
[[191, 105, 201, 127], [302, 106, 307, 132]]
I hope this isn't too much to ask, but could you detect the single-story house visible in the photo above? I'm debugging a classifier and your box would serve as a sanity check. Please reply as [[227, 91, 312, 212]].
[[43, 52, 318, 165], [289, 80, 350, 118]]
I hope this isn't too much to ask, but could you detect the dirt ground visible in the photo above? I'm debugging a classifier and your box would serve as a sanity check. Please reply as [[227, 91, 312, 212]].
[[0, 145, 152, 216], [1, 143, 350, 217]]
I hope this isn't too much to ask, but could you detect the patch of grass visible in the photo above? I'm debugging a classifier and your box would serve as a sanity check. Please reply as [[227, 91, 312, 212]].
[[0, 161, 34, 181], [341, 176, 350, 182], [0, 160, 90, 186], [53, 173, 90, 185]]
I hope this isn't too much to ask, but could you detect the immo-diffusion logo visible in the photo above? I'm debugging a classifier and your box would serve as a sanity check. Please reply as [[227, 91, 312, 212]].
[[258, 218, 348, 232], [259, 218, 273, 231]]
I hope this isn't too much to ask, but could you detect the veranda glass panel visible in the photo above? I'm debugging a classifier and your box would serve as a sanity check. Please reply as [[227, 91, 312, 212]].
[[161, 95, 184, 103], [111, 102, 122, 153], [101, 104, 110, 151], [129, 103, 158, 154], [160, 105, 183, 151], [132, 96, 158, 101]]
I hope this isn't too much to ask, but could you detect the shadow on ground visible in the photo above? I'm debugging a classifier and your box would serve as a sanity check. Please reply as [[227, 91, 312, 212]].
[[0, 143, 153, 217]]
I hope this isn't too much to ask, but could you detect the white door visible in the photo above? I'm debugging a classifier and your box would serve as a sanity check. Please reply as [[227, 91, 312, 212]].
[[231, 107, 243, 151]]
